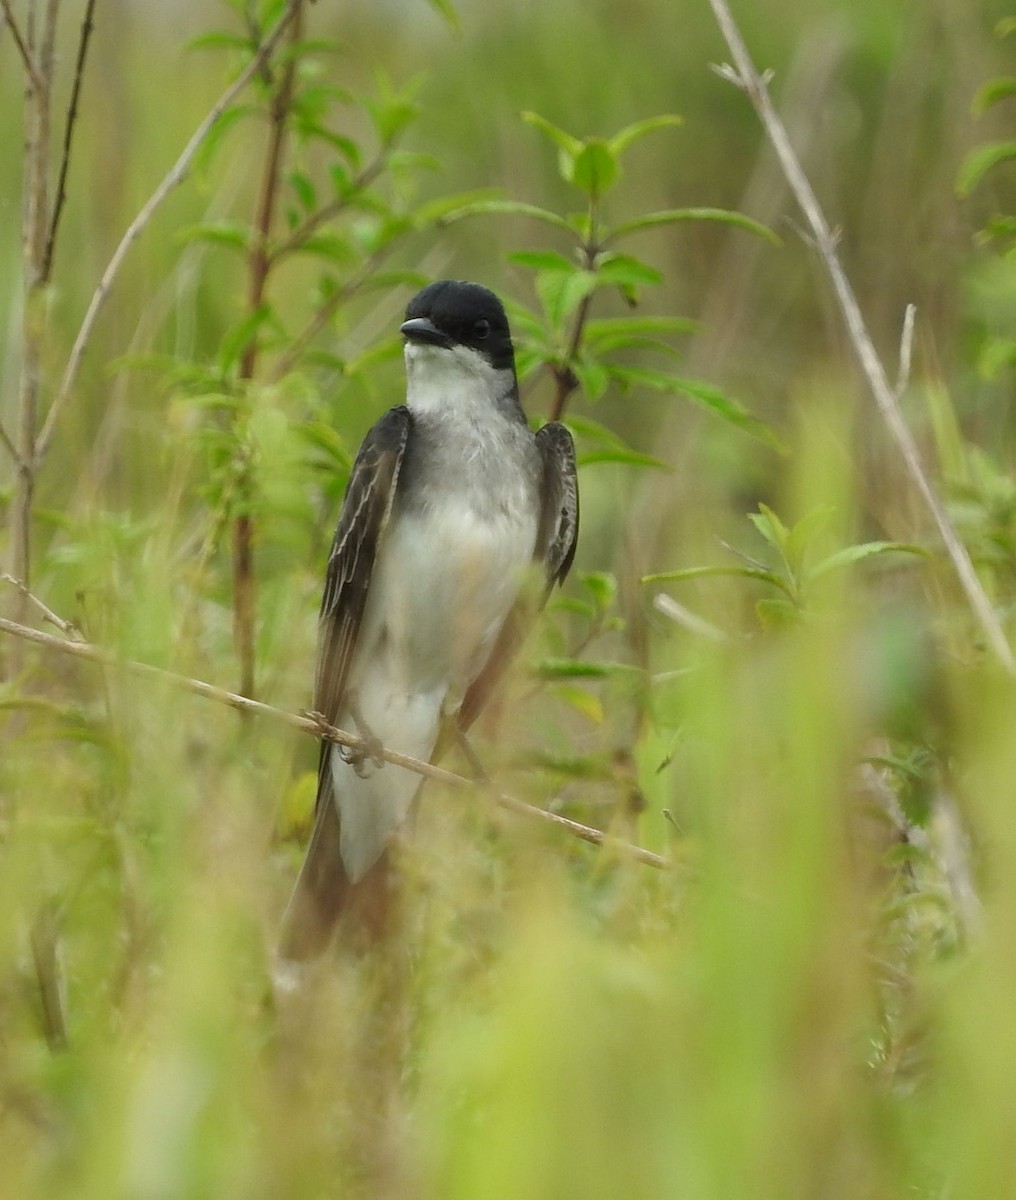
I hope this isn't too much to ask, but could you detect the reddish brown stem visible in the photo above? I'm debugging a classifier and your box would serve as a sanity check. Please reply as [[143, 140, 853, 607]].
[[231, 2, 304, 699], [41, 0, 96, 283]]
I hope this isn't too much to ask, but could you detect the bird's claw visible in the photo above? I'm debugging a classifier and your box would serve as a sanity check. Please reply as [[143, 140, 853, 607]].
[[302, 708, 384, 776], [339, 721, 385, 777]]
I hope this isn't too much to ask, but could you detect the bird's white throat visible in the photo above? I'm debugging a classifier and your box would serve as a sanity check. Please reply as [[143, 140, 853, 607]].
[[404, 342, 515, 417]]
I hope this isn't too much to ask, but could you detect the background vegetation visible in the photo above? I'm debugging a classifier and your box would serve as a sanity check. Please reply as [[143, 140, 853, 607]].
[[3, 0, 1016, 1196]]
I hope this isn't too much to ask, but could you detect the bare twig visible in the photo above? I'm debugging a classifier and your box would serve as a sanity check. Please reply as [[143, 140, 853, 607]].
[[269, 155, 388, 262], [653, 592, 728, 642], [34, 0, 300, 466], [10, 0, 59, 593], [0, 0, 44, 92], [266, 240, 398, 382], [0, 615, 670, 871], [29, 907, 68, 1052], [1, 574, 80, 636], [548, 223, 599, 422], [0, 421, 21, 465], [41, 0, 96, 282], [706, 0, 1015, 673], [895, 302, 916, 400]]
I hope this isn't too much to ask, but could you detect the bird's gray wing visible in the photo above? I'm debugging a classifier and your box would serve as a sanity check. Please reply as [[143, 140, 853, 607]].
[[279, 405, 412, 962], [314, 405, 412, 755], [457, 420, 579, 732], [532, 420, 579, 593]]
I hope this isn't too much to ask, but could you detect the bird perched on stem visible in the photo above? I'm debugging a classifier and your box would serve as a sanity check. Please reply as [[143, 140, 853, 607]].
[[278, 280, 578, 963]]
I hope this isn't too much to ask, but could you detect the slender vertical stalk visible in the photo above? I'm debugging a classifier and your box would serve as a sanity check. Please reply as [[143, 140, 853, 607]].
[[705, 0, 1015, 674], [548, 199, 599, 422], [9, 0, 70, 1047], [11, 0, 58, 593], [231, 1, 304, 700], [8, 0, 59, 678]]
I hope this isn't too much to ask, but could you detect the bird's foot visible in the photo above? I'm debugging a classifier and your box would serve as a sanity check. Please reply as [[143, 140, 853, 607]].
[[339, 703, 385, 777], [302, 708, 385, 777]]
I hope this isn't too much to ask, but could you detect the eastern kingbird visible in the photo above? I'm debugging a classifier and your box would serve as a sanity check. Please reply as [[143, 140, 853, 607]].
[[278, 280, 579, 961]]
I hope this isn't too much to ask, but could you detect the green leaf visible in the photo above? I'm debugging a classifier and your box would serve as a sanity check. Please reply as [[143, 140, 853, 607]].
[[564, 412, 671, 468], [293, 232, 356, 264], [581, 571, 618, 611], [548, 685, 604, 724], [606, 366, 781, 449], [755, 597, 800, 629], [584, 315, 697, 343], [578, 448, 670, 472], [365, 79, 419, 146], [972, 76, 1016, 114], [427, 0, 460, 30], [388, 149, 442, 175], [642, 564, 793, 596], [407, 190, 498, 229], [806, 541, 930, 581], [563, 412, 632, 446], [571, 356, 611, 402], [288, 170, 317, 212], [178, 220, 252, 253], [783, 504, 836, 572], [548, 596, 596, 620], [596, 254, 663, 288], [297, 421, 353, 473], [535, 269, 598, 330], [609, 206, 781, 245], [217, 304, 277, 374], [748, 503, 790, 552], [957, 141, 1016, 196], [570, 139, 619, 197], [508, 249, 577, 272], [299, 124, 362, 165], [535, 658, 612, 679], [522, 110, 582, 158], [438, 198, 575, 233], [608, 114, 684, 156], [292, 82, 354, 122], [195, 103, 260, 175], [535, 658, 638, 680], [978, 216, 1016, 244], [187, 30, 254, 52], [578, 448, 672, 472]]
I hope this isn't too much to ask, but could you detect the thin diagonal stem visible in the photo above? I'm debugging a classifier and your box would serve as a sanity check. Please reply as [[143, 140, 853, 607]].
[[0, 0, 43, 92], [34, 0, 300, 466], [706, 0, 1015, 673], [41, 0, 96, 282], [0, 614, 671, 872]]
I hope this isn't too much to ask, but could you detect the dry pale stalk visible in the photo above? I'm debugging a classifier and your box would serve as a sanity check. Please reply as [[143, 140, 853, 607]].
[[706, 0, 1015, 674], [0, 614, 670, 872]]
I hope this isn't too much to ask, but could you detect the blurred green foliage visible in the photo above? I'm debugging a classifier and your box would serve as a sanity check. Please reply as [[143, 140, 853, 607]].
[[3, 1, 1016, 1198]]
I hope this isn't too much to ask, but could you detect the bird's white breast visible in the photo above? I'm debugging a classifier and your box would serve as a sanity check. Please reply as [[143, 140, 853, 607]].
[[367, 490, 538, 700]]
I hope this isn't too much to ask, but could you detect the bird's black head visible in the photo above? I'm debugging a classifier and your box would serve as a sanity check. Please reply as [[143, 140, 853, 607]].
[[401, 281, 515, 372]]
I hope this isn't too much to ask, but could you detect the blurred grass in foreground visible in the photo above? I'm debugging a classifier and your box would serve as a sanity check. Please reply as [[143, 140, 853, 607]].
[[0, 388, 1000, 1200]]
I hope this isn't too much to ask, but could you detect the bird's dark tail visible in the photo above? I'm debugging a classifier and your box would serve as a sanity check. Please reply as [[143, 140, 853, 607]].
[[277, 782, 395, 963]]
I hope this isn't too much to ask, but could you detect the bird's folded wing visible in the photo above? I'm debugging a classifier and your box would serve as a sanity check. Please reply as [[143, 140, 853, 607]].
[[314, 405, 412, 775], [533, 420, 579, 591], [457, 420, 579, 732]]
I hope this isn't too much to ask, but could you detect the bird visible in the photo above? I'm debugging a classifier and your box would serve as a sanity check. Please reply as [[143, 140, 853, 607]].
[[277, 280, 579, 962]]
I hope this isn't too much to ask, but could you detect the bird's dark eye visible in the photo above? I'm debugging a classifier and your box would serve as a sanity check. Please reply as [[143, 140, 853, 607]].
[[474, 318, 491, 340]]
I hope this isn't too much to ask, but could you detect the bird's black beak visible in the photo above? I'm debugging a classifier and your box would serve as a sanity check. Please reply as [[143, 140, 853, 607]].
[[400, 316, 452, 348]]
